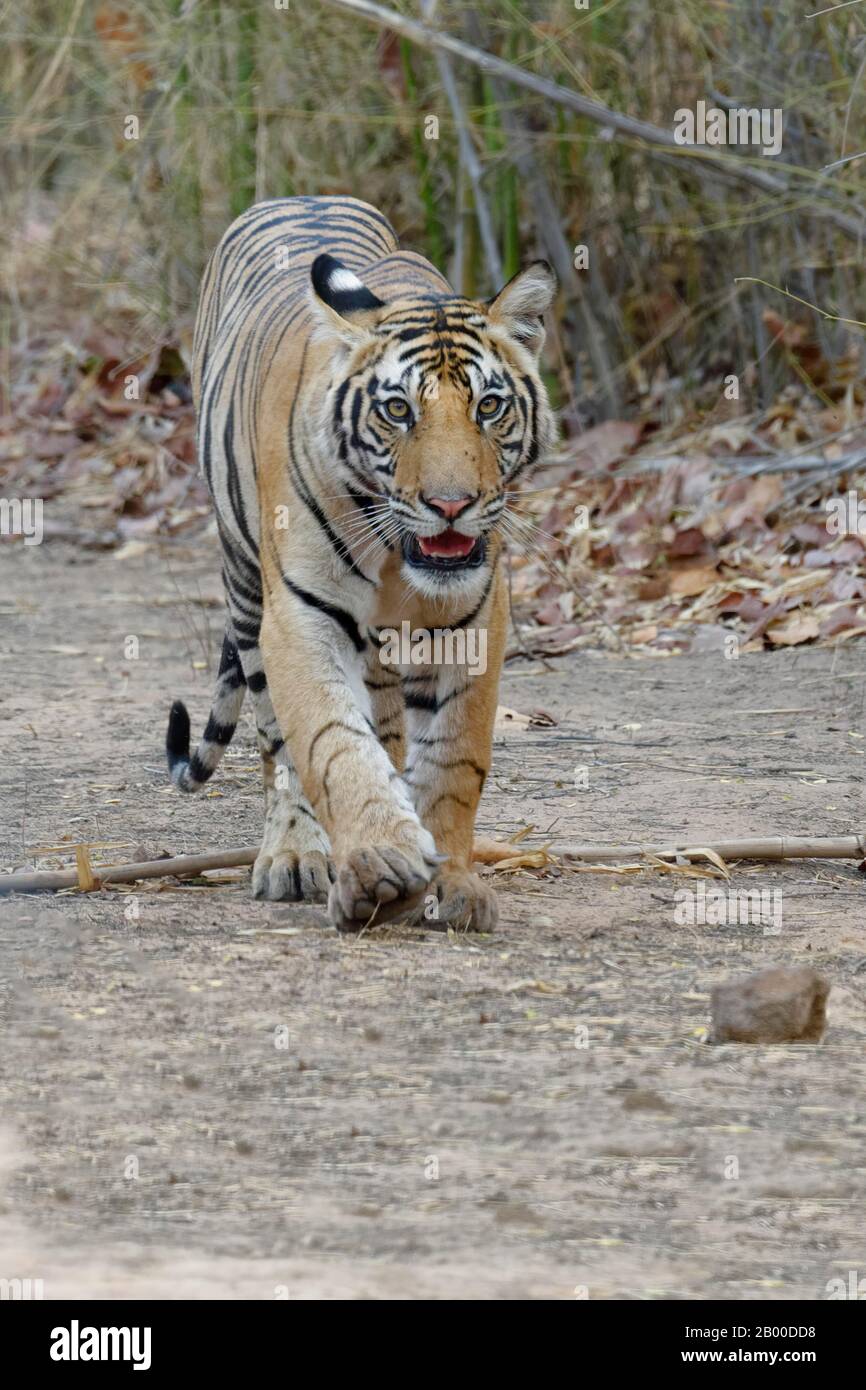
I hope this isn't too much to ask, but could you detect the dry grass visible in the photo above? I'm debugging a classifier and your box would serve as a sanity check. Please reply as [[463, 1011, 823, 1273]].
[[2, 0, 865, 420], [4, 4, 866, 658]]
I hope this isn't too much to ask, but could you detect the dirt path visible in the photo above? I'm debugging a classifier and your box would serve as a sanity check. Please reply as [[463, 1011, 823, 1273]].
[[1, 534, 865, 1300]]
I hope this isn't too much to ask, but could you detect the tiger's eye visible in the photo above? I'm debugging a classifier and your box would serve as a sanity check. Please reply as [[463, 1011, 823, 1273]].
[[384, 398, 410, 421], [477, 394, 503, 418]]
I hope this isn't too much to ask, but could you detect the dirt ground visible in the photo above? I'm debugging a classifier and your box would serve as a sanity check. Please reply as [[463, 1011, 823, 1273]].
[[1, 529, 865, 1301]]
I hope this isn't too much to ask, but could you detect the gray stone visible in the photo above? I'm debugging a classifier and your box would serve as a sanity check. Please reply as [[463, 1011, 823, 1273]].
[[709, 966, 829, 1043]]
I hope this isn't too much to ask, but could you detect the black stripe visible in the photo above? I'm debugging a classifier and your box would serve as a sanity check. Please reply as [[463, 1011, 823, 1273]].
[[202, 717, 236, 745], [454, 568, 496, 629], [282, 575, 366, 652]]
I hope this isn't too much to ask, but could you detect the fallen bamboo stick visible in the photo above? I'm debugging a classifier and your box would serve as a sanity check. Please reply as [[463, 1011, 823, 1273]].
[[0, 848, 258, 896], [546, 836, 866, 864], [1, 836, 864, 897]]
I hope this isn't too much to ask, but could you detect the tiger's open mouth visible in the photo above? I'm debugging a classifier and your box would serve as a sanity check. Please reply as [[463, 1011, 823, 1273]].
[[402, 529, 486, 572]]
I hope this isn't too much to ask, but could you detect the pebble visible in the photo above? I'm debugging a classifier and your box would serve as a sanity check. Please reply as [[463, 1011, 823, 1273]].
[[709, 965, 829, 1043]]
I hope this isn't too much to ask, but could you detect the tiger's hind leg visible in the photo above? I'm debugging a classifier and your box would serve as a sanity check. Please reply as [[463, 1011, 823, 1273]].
[[253, 718, 332, 902], [222, 544, 331, 902], [364, 655, 406, 773]]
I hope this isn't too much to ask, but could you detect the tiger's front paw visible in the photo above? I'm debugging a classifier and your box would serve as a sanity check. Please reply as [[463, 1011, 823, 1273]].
[[328, 843, 440, 933], [411, 868, 499, 933]]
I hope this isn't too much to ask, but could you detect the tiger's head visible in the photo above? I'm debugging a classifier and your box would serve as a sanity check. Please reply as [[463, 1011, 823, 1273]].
[[309, 253, 557, 598]]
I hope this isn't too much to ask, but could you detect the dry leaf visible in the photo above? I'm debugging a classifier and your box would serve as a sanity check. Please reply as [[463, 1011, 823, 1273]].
[[75, 845, 97, 892], [668, 565, 719, 597], [767, 614, 820, 646]]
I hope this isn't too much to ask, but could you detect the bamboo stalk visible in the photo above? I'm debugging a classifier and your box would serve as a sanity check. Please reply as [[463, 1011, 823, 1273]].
[[547, 836, 866, 864], [320, 0, 866, 243], [2, 836, 864, 897], [0, 849, 258, 896], [420, 0, 502, 290], [463, 11, 619, 416], [401, 36, 444, 268], [228, 3, 259, 218]]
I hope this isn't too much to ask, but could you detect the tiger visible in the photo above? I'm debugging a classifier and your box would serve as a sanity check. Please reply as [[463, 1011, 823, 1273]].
[[165, 196, 556, 932]]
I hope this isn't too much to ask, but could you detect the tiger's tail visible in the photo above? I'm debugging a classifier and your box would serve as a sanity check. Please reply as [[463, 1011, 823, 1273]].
[[166, 631, 247, 793]]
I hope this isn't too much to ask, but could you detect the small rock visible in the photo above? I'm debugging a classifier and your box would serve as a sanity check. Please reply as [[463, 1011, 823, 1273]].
[[709, 966, 829, 1044], [493, 1201, 539, 1226], [480, 1090, 511, 1105], [621, 1088, 672, 1113]]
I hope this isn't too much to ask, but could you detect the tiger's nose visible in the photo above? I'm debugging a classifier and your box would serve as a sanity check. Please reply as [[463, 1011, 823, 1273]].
[[424, 493, 478, 519]]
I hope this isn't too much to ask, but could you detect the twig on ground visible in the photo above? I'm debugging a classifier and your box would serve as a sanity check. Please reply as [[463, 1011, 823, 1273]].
[[0, 847, 257, 896], [546, 835, 866, 863], [2, 835, 865, 897]]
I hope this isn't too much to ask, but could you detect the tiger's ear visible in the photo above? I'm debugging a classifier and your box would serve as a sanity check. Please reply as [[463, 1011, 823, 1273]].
[[487, 261, 557, 357], [309, 254, 384, 343]]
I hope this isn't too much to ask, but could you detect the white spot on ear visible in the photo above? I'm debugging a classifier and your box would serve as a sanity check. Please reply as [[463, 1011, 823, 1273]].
[[328, 267, 365, 293]]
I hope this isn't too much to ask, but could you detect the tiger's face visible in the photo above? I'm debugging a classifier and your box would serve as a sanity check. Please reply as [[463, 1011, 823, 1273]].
[[310, 255, 557, 598]]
